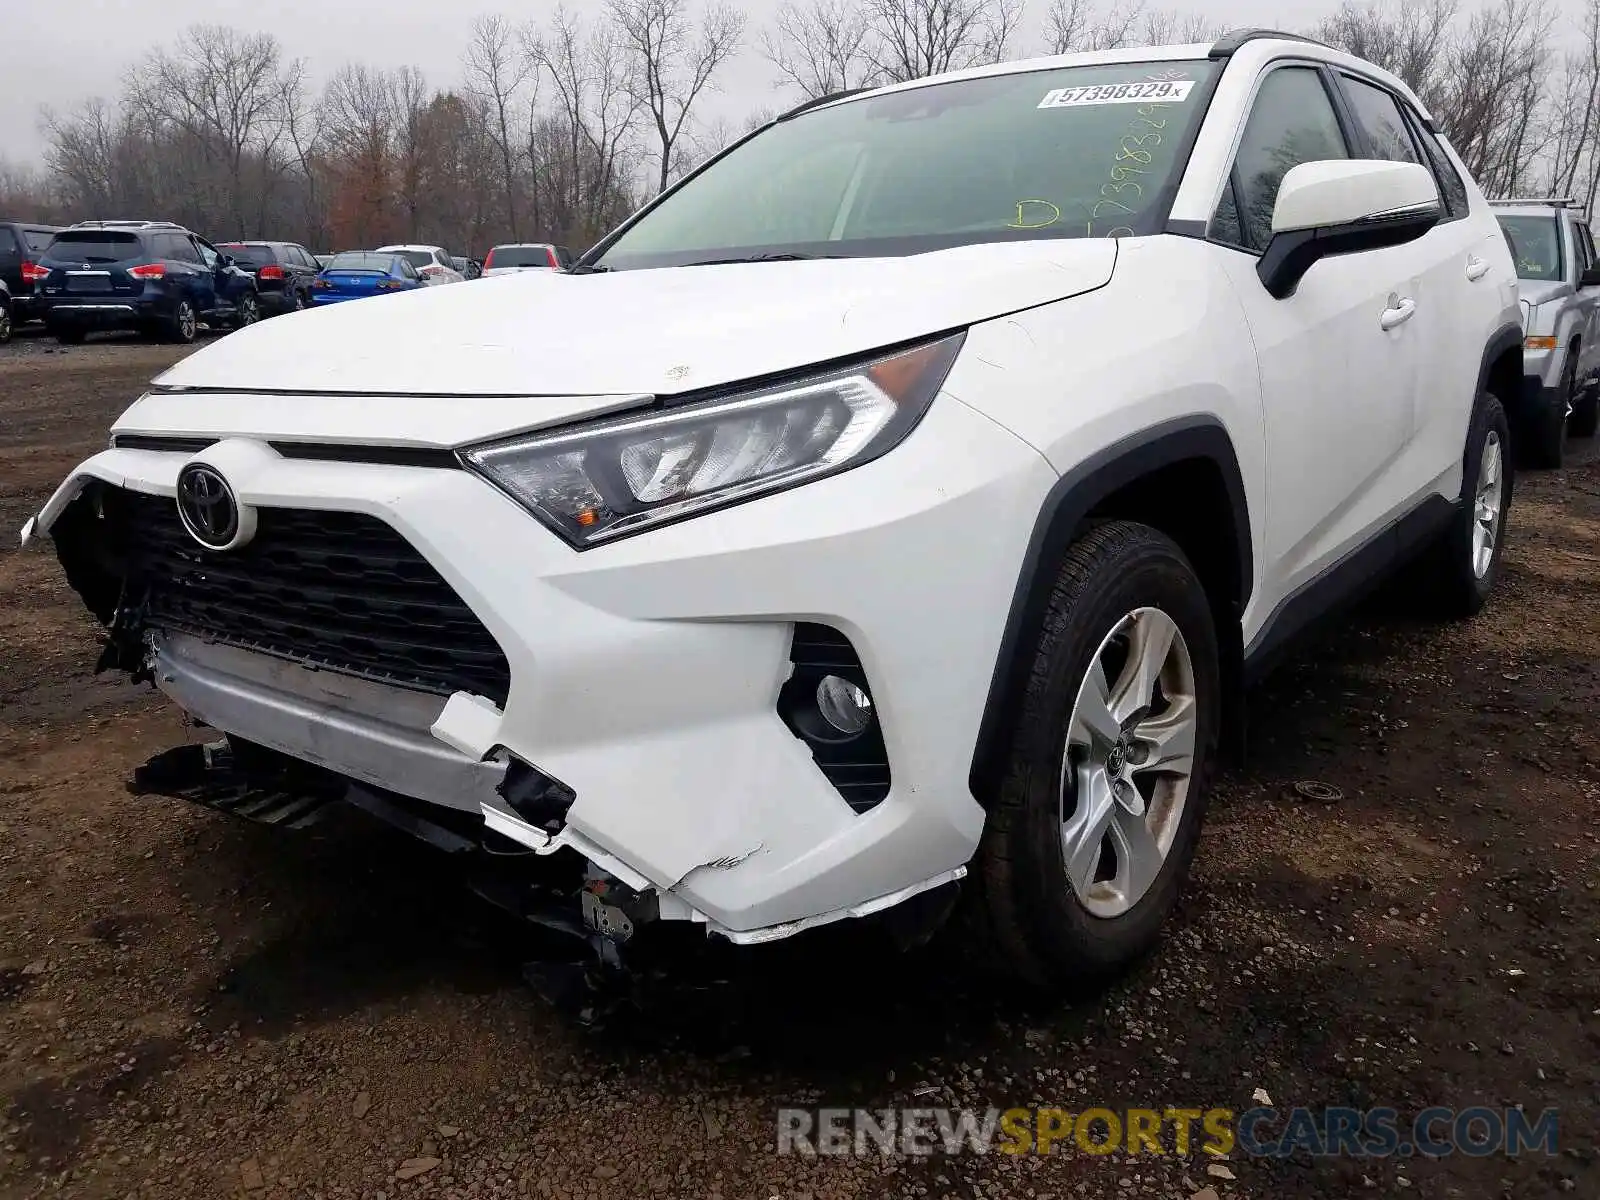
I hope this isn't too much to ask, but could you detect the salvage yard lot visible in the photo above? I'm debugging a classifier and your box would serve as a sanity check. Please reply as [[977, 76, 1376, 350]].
[[0, 335, 1597, 1200]]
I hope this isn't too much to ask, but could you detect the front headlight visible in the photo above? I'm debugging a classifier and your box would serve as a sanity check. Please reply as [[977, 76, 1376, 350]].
[[462, 332, 965, 547]]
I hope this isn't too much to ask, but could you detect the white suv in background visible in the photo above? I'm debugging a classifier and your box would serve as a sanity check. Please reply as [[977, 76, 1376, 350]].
[[24, 31, 1520, 990], [373, 244, 464, 285], [481, 244, 577, 276]]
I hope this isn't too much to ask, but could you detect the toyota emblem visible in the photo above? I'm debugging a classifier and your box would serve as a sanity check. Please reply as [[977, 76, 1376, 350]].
[[175, 463, 243, 550]]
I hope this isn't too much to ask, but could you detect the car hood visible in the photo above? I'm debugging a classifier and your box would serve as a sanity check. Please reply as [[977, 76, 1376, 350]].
[[1517, 280, 1569, 308], [153, 240, 1118, 402]]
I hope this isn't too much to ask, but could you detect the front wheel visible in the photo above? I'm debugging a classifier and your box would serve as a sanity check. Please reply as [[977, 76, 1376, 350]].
[[1415, 391, 1513, 619], [965, 521, 1220, 989], [0, 302, 11, 345], [1525, 359, 1572, 469]]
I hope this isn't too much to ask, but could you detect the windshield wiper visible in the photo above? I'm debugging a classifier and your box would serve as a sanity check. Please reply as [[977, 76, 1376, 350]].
[[565, 262, 611, 275], [680, 252, 842, 266]]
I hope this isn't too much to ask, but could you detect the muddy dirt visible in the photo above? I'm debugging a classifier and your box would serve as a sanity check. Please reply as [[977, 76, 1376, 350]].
[[0, 330, 1596, 1200]]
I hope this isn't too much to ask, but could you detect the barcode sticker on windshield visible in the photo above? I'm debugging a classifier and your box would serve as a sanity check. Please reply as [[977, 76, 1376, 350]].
[[1038, 80, 1194, 108]]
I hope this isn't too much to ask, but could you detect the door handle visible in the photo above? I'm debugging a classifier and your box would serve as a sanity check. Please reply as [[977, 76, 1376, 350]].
[[1380, 297, 1417, 330], [1466, 256, 1490, 281]]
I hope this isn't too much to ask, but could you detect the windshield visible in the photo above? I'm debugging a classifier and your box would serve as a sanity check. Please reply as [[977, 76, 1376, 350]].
[[1497, 215, 1563, 281], [327, 252, 399, 272], [218, 244, 276, 268], [595, 61, 1215, 269], [43, 231, 144, 264]]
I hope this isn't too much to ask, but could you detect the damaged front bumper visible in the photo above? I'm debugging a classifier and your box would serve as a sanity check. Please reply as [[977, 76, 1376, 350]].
[[25, 394, 1055, 949]]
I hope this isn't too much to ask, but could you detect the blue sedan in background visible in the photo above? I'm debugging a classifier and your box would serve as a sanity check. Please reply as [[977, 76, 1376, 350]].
[[310, 252, 425, 305]]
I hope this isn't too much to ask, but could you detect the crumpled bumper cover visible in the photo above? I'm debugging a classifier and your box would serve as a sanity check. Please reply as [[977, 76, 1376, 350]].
[[25, 393, 1057, 941]]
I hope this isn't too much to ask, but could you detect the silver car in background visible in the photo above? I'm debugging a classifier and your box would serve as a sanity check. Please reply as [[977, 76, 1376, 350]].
[[372, 244, 464, 286], [1493, 198, 1600, 465]]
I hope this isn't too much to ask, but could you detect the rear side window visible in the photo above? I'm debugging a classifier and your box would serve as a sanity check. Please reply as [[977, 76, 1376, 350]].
[[44, 232, 144, 263], [1340, 76, 1424, 166], [1218, 67, 1351, 252], [160, 234, 202, 264], [24, 229, 56, 255], [1572, 220, 1593, 273], [0, 228, 18, 259]]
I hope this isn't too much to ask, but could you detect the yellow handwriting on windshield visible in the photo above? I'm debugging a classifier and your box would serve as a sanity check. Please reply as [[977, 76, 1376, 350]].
[[1008, 199, 1062, 229]]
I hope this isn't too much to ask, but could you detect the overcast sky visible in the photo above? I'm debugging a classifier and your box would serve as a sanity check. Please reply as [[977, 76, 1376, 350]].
[[0, 0, 1425, 166]]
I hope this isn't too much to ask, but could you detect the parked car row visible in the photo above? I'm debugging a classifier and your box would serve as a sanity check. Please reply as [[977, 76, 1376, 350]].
[[18, 220, 262, 345], [0, 222, 589, 343]]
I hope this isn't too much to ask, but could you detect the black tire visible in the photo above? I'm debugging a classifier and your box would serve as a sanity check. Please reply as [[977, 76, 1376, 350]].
[[292, 288, 308, 312], [1416, 391, 1513, 619], [0, 302, 11, 345], [1524, 358, 1571, 469], [1570, 380, 1599, 438], [230, 293, 259, 330], [52, 324, 85, 345], [166, 300, 197, 345], [964, 521, 1221, 990]]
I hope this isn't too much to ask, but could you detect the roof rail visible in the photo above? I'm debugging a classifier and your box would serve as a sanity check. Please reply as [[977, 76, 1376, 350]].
[[775, 87, 872, 122], [1208, 29, 1330, 58], [67, 219, 188, 231], [1488, 196, 1578, 208]]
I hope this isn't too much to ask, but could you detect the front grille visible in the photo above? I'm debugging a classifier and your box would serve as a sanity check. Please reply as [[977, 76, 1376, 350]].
[[110, 488, 511, 705]]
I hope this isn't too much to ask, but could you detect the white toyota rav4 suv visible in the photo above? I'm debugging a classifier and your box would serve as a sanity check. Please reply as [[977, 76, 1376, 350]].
[[22, 31, 1521, 990]]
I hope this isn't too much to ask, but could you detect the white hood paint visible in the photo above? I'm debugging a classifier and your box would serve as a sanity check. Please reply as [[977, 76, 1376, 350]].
[[153, 240, 1117, 403]]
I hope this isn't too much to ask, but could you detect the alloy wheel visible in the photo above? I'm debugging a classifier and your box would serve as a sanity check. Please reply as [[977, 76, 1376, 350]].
[[0, 306, 11, 344], [1472, 429, 1505, 578], [178, 303, 196, 341], [1061, 607, 1198, 919]]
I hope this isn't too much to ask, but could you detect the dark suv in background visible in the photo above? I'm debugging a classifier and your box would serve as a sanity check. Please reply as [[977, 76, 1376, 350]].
[[215, 240, 321, 315], [32, 221, 261, 345], [0, 219, 63, 328]]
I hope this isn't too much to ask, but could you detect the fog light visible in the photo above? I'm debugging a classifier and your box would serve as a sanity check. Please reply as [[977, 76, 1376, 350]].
[[817, 675, 873, 736]]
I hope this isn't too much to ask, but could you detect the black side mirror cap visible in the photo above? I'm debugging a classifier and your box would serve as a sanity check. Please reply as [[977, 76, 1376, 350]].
[[1579, 266, 1600, 289], [1258, 205, 1442, 299]]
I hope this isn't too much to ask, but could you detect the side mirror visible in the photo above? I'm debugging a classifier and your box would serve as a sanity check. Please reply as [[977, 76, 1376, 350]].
[[218, 255, 234, 268], [1579, 266, 1600, 289], [1258, 160, 1442, 299]]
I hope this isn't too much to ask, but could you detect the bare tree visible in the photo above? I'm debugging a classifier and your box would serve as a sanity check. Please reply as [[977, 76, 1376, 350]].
[[125, 24, 290, 237], [1547, 0, 1600, 204], [1315, 0, 1457, 105], [761, 0, 881, 99], [41, 99, 124, 215], [536, 6, 646, 242], [466, 14, 535, 239], [864, 0, 1025, 83], [610, 0, 746, 193], [1046, 0, 1147, 52]]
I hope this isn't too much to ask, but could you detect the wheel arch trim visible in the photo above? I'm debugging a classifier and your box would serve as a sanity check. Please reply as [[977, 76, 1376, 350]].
[[967, 415, 1252, 799], [1478, 322, 1524, 397]]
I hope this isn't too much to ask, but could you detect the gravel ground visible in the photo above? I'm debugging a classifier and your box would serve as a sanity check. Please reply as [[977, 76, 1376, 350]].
[[1, 327, 1597, 1200]]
